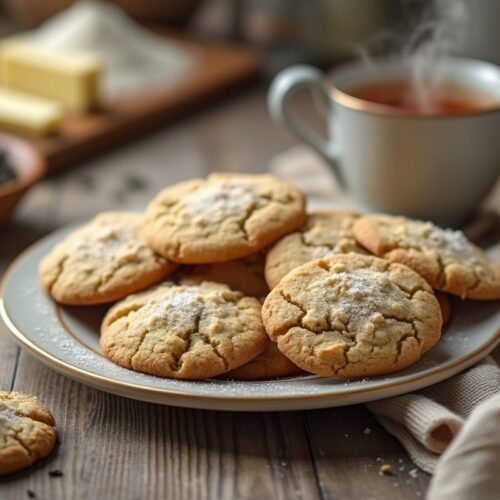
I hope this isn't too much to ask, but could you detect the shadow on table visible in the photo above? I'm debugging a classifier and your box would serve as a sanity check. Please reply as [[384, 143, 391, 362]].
[[0, 220, 53, 270]]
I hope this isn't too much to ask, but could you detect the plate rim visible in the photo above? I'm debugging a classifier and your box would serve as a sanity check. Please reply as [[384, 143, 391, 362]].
[[1, 223, 499, 409]]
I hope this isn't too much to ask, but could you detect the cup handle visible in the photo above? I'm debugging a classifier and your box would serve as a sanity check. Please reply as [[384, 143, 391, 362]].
[[268, 65, 343, 186]]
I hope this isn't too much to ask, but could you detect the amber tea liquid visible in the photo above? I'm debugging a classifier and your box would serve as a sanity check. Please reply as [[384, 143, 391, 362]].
[[348, 80, 496, 115]]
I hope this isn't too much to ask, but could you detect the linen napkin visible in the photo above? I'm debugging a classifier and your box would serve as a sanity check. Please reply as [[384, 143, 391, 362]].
[[269, 144, 500, 479], [426, 390, 500, 499], [366, 356, 500, 473]]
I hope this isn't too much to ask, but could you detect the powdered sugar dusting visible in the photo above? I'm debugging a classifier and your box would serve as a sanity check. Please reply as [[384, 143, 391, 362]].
[[67, 220, 144, 261], [166, 289, 202, 309], [428, 226, 466, 251], [186, 183, 257, 221], [438, 228, 470, 253], [329, 269, 398, 323], [418, 222, 480, 264], [0, 404, 24, 425], [145, 288, 203, 323]]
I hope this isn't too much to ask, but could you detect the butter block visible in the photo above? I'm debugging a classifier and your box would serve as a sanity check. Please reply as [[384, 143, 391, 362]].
[[0, 87, 63, 136], [1, 41, 102, 113]]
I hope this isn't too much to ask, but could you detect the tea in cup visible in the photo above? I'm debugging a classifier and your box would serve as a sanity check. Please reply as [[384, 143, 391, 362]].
[[268, 57, 500, 227]]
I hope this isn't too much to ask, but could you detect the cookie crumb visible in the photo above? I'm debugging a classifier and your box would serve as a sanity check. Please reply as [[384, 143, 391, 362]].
[[27, 490, 36, 498], [380, 464, 394, 475], [48, 469, 64, 477]]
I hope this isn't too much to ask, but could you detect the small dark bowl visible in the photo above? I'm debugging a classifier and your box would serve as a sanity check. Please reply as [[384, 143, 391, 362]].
[[0, 133, 46, 224]]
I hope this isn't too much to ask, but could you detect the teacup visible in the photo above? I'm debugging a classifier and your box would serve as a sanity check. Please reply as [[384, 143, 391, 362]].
[[268, 57, 500, 227]]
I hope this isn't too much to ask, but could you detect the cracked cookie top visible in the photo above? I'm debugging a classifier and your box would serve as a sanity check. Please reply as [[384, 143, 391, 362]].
[[353, 215, 500, 300], [177, 251, 269, 299], [265, 210, 367, 288], [0, 391, 57, 476], [142, 173, 306, 264], [39, 211, 176, 305], [262, 254, 442, 378], [100, 281, 268, 379]]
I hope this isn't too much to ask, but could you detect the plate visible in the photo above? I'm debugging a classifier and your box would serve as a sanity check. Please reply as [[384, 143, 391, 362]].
[[1, 222, 499, 411]]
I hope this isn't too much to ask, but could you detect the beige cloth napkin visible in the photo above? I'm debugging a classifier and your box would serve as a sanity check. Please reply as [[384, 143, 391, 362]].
[[427, 390, 500, 499], [367, 356, 500, 473], [269, 145, 500, 483]]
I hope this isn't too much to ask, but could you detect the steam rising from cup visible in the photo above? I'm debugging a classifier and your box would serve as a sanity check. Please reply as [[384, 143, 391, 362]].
[[356, 0, 468, 113]]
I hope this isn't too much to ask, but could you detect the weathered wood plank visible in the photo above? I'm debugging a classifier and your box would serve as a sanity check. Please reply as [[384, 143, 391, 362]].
[[304, 406, 430, 500], [1, 352, 319, 500], [0, 334, 18, 389]]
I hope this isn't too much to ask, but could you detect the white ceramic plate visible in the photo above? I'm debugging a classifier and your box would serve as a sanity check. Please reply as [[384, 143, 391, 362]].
[[1, 222, 499, 411]]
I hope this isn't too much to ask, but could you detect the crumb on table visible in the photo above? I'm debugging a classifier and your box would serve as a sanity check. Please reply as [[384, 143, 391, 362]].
[[380, 464, 394, 475]]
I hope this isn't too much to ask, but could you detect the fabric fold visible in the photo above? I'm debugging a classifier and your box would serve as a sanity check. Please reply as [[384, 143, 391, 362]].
[[427, 392, 500, 500], [368, 394, 464, 454], [367, 357, 500, 472]]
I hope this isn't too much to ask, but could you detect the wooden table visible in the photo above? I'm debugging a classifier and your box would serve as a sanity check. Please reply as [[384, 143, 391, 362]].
[[0, 86, 442, 499]]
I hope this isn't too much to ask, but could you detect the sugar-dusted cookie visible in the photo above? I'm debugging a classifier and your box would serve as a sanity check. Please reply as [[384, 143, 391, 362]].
[[101, 281, 268, 379], [262, 254, 442, 378], [353, 215, 500, 300], [224, 341, 304, 380], [179, 251, 269, 299], [142, 173, 306, 264], [0, 391, 57, 476], [265, 209, 367, 288], [39, 211, 176, 305]]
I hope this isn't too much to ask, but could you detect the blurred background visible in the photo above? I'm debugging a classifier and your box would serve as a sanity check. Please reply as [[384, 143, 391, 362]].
[[2, 0, 499, 73], [0, 0, 499, 227], [0, 5, 499, 500], [0, 0, 446, 75]]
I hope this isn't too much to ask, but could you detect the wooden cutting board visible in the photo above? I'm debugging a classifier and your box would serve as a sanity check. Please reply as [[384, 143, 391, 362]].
[[21, 31, 262, 172]]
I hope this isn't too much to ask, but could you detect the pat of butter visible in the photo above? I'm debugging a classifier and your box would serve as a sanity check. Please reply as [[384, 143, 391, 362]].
[[1, 41, 102, 113], [0, 88, 63, 136]]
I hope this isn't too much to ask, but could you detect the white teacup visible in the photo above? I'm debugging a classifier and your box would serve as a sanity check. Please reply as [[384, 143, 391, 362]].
[[268, 58, 500, 227]]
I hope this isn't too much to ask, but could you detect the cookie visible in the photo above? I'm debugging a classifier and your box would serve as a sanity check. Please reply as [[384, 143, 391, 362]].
[[262, 253, 442, 378], [0, 391, 57, 476], [39, 211, 176, 305], [142, 173, 306, 264], [435, 292, 452, 327], [353, 215, 500, 300], [265, 209, 367, 288], [224, 341, 304, 380], [101, 281, 268, 379], [178, 252, 269, 299]]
